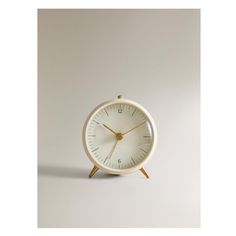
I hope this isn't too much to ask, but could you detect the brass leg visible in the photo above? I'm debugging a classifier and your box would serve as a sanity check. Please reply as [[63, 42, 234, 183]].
[[140, 167, 149, 178], [89, 166, 99, 178]]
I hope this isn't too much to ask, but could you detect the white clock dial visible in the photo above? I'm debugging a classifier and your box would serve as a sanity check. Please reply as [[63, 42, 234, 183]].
[[84, 100, 156, 174]]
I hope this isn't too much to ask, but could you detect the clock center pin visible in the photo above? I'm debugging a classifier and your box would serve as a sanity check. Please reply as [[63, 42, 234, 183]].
[[116, 133, 123, 140]]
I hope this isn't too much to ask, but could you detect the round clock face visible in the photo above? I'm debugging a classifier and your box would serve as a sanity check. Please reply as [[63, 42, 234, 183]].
[[83, 99, 157, 174]]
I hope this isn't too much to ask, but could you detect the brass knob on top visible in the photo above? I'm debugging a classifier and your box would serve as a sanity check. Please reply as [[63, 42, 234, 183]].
[[117, 95, 123, 99]]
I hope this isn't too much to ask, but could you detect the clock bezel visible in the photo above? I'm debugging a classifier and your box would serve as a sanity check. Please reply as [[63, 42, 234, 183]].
[[82, 97, 157, 175]]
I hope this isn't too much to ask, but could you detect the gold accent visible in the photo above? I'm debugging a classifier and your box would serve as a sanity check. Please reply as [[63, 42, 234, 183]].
[[106, 139, 118, 161], [102, 124, 117, 135], [89, 166, 99, 178], [117, 95, 123, 99], [140, 167, 149, 178], [122, 121, 146, 135], [102, 124, 123, 140], [116, 132, 123, 140]]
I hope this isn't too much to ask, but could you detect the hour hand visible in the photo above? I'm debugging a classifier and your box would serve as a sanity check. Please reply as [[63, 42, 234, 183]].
[[102, 124, 117, 135]]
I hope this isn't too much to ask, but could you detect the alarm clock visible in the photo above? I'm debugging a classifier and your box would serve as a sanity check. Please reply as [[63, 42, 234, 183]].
[[82, 95, 157, 178]]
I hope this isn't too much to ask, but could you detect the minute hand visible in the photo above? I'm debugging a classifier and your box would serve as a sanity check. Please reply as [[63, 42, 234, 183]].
[[122, 121, 146, 135]]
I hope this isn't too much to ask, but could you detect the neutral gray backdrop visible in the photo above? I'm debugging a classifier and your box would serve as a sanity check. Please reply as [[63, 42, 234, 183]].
[[38, 9, 200, 228]]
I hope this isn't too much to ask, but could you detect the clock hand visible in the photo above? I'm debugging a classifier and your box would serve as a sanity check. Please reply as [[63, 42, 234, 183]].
[[102, 124, 117, 135], [105, 139, 119, 161], [122, 121, 146, 135]]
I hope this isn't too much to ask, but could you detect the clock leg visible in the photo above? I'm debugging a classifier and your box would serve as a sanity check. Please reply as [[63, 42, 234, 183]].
[[139, 167, 149, 179], [89, 166, 99, 178]]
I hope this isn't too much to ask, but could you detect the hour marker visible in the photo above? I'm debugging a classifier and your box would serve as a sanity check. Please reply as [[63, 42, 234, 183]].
[[132, 108, 137, 117], [118, 104, 123, 113], [131, 157, 136, 165], [104, 156, 109, 162], [139, 148, 148, 154], [88, 135, 96, 137], [92, 147, 99, 152], [116, 159, 122, 168], [143, 135, 151, 138], [93, 120, 100, 125], [104, 109, 109, 116]]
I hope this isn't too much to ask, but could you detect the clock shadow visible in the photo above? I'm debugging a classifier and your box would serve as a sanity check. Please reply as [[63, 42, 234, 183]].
[[92, 173, 122, 179], [38, 164, 122, 179], [38, 164, 89, 179]]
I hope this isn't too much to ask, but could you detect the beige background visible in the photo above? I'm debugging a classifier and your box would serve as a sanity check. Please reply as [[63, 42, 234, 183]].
[[38, 9, 200, 228]]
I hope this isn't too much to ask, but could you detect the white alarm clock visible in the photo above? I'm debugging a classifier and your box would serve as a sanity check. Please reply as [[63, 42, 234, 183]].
[[82, 95, 157, 178]]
